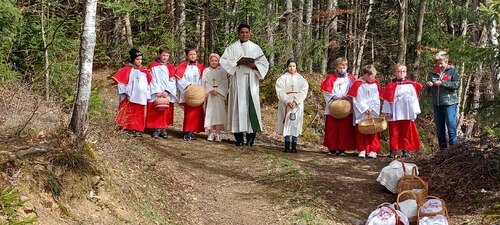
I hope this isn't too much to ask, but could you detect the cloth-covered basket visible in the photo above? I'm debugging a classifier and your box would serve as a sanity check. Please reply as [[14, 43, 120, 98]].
[[395, 190, 418, 223], [184, 84, 206, 107], [328, 99, 351, 119], [397, 165, 428, 205], [366, 203, 409, 225], [358, 116, 387, 134], [417, 196, 449, 225], [154, 96, 170, 111]]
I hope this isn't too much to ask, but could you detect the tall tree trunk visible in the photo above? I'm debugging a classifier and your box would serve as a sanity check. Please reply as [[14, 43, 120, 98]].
[[286, 0, 293, 57], [487, 19, 498, 100], [354, 0, 373, 76], [397, 0, 407, 64], [465, 64, 483, 138], [351, 0, 359, 75], [70, 0, 98, 140], [166, 0, 175, 32], [296, 0, 304, 67], [41, 0, 50, 101], [412, 0, 427, 81], [124, 12, 133, 47], [457, 67, 471, 136], [321, 0, 334, 74], [267, 1, 275, 68], [200, 6, 206, 63], [306, 0, 313, 73], [178, 0, 186, 61]]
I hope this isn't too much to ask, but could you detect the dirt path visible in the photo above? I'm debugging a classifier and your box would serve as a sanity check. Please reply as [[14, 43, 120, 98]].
[[94, 68, 477, 224]]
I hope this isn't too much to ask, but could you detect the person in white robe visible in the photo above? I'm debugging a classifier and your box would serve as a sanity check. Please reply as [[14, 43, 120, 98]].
[[275, 58, 309, 153], [202, 53, 229, 142], [220, 23, 269, 146]]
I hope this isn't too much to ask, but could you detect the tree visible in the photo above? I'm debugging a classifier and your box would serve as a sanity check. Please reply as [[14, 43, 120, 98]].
[[69, 0, 98, 139]]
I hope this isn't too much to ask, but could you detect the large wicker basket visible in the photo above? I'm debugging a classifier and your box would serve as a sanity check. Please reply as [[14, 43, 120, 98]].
[[395, 190, 418, 223], [358, 116, 387, 134], [328, 99, 351, 119], [154, 96, 170, 111], [417, 196, 449, 223], [184, 84, 206, 107], [397, 166, 428, 205]]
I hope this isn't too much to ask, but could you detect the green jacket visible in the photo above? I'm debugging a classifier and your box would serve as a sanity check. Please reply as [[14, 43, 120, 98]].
[[427, 64, 461, 106]]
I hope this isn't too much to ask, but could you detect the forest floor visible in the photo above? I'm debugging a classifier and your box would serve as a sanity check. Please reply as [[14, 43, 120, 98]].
[[0, 67, 491, 224]]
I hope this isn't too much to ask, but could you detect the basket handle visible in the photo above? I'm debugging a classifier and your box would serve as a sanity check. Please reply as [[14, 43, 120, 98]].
[[411, 167, 418, 176], [417, 196, 449, 222], [376, 203, 401, 223], [397, 189, 418, 204]]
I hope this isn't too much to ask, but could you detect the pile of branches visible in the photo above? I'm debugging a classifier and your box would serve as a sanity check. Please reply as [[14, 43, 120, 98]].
[[418, 140, 499, 203]]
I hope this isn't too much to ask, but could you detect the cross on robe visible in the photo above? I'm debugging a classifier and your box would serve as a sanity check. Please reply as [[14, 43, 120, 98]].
[[290, 84, 295, 92], [212, 78, 216, 86]]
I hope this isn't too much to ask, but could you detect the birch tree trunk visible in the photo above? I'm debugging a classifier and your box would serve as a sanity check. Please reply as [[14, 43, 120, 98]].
[[124, 12, 133, 47], [178, 0, 186, 60], [285, 0, 293, 57], [296, 0, 304, 67], [305, 0, 313, 73], [486, 19, 498, 100], [354, 0, 374, 76], [412, 0, 426, 81], [69, 0, 98, 140], [267, 1, 275, 68], [397, 0, 408, 64], [41, 0, 50, 101], [321, 0, 334, 74]]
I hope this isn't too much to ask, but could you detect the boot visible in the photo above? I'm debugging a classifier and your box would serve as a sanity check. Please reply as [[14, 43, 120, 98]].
[[291, 142, 297, 153], [246, 133, 255, 146], [234, 133, 244, 146], [284, 141, 291, 153]]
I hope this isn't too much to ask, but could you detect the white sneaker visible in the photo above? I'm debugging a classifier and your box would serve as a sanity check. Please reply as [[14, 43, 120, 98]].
[[367, 152, 377, 158], [207, 133, 215, 141], [358, 151, 366, 158], [215, 134, 222, 142]]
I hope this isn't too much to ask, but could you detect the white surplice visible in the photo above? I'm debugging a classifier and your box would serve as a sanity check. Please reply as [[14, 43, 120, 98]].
[[149, 64, 177, 103], [275, 72, 309, 137], [381, 84, 421, 121], [118, 68, 150, 105], [202, 67, 229, 128], [352, 81, 381, 124], [220, 40, 269, 133], [322, 76, 354, 115]]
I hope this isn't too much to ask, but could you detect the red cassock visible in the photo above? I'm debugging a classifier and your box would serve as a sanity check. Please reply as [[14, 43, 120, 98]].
[[347, 80, 382, 153], [382, 80, 423, 152], [146, 61, 176, 129], [320, 74, 357, 150], [176, 62, 205, 133], [112, 65, 152, 132]]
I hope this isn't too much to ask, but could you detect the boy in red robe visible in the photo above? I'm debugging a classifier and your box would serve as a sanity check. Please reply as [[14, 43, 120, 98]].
[[347, 65, 382, 158], [176, 48, 206, 141], [381, 64, 422, 157], [320, 57, 357, 156], [112, 48, 152, 137], [146, 47, 177, 138]]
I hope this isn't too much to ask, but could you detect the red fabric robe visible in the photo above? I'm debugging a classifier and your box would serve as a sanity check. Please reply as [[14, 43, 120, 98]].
[[382, 79, 423, 151], [176, 62, 206, 133], [146, 61, 176, 129], [320, 73, 357, 150], [112, 65, 152, 132]]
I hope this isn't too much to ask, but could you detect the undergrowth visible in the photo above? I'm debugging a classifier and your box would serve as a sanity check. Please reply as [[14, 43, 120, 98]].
[[0, 188, 37, 225]]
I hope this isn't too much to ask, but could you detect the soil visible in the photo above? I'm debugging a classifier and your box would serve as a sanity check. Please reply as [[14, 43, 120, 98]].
[[0, 68, 489, 225]]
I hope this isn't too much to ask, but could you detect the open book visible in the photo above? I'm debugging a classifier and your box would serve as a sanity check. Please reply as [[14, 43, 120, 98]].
[[237, 54, 265, 65]]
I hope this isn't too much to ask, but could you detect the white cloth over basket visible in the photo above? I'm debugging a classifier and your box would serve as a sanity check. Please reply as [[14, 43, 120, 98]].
[[376, 160, 419, 194], [419, 215, 448, 225], [396, 199, 417, 219], [420, 199, 443, 214], [366, 204, 410, 225]]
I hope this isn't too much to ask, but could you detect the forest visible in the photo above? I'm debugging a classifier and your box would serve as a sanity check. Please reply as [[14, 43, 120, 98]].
[[0, 0, 499, 224]]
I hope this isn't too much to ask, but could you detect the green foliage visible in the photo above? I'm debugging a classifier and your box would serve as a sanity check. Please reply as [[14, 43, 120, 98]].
[[477, 95, 500, 138], [0, 0, 21, 57], [480, 0, 500, 20], [0, 63, 20, 83], [89, 88, 111, 120], [0, 188, 37, 225]]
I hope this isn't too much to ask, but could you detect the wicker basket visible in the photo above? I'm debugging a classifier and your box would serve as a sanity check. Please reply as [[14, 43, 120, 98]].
[[417, 196, 449, 223], [395, 190, 418, 223], [154, 96, 170, 111], [328, 99, 351, 119], [184, 84, 206, 107], [397, 166, 429, 205], [358, 116, 387, 134]]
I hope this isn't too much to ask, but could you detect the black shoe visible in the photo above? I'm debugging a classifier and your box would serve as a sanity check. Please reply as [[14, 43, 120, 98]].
[[234, 133, 244, 146], [284, 141, 291, 153], [402, 150, 410, 157], [160, 129, 168, 139], [183, 133, 190, 141], [338, 150, 346, 156], [189, 131, 196, 140], [134, 131, 143, 137], [151, 129, 161, 138], [246, 133, 255, 146], [327, 150, 337, 156], [291, 142, 297, 153]]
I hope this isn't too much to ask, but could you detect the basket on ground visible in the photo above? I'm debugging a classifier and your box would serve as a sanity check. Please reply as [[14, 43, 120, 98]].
[[328, 99, 351, 119], [358, 116, 387, 134], [417, 196, 449, 224], [154, 96, 170, 111], [397, 166, 428, 205], [184, 84, 206, 107], [395, 190, 418, 223]]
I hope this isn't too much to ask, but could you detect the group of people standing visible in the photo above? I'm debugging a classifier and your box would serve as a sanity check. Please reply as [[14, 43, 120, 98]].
[[111, 22, 460, 157]]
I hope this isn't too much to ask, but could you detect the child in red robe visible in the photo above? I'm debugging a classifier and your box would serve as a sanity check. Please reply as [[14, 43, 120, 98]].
[[347, 65, 381, 158], [382, 64, 422, 157], [176, 48, 206, 141], [320, 57, 356, 156], [146, 47, 176, 138], [112, 48, 152, 137]]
